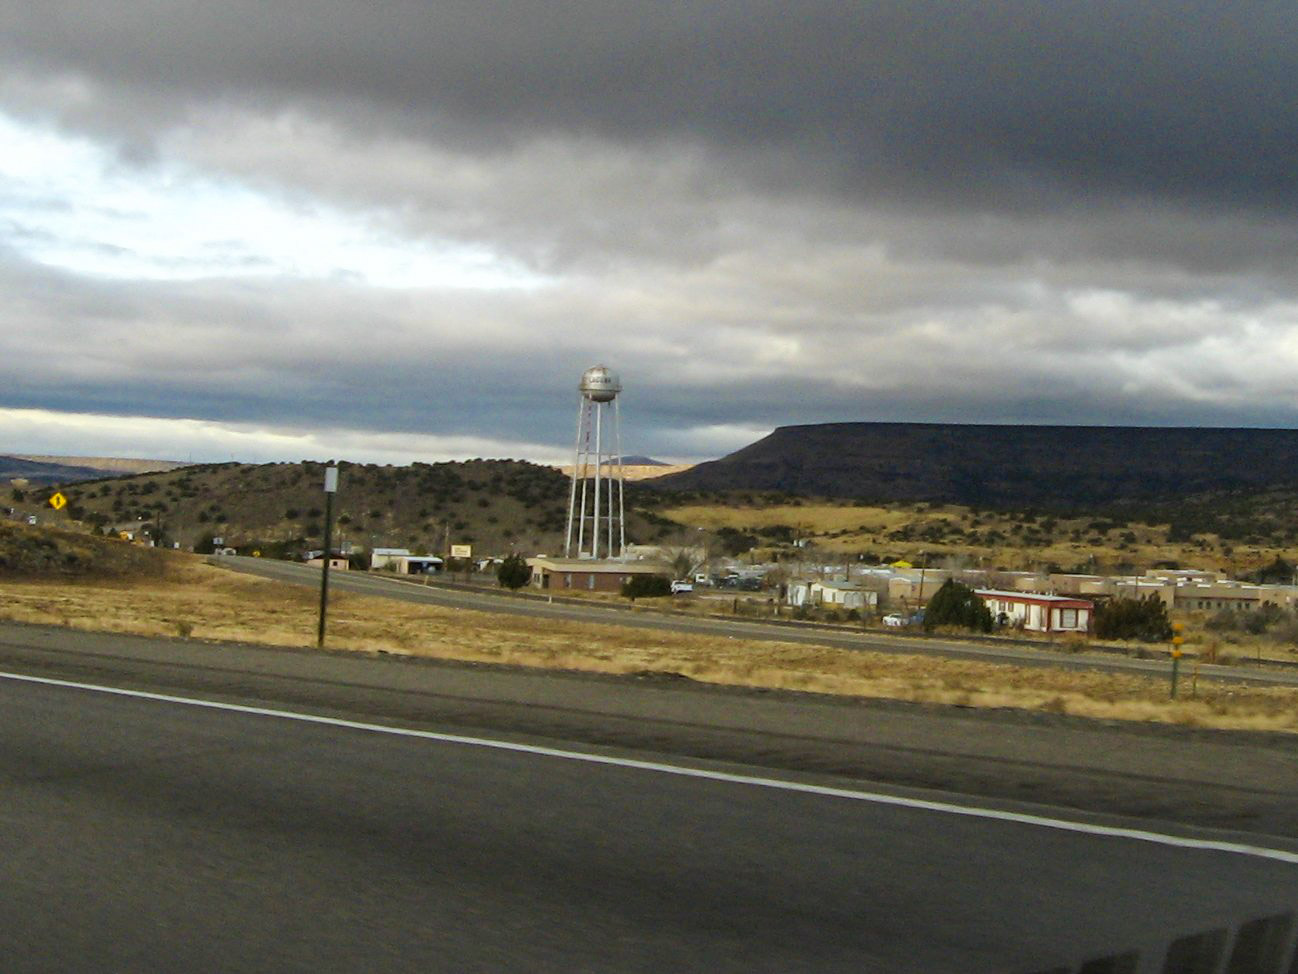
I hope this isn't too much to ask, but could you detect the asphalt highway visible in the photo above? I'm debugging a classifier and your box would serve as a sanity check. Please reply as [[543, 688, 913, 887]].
[[224, 556, 1298, 689], [4, 669, 1298, 972]]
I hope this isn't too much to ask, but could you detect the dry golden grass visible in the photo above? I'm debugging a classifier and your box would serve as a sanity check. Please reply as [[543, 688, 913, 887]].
[[661, 501, 1296, 577], [1, 554, 1296, 734], [662, 502, 920, 534], [556, 463, 695, 481]]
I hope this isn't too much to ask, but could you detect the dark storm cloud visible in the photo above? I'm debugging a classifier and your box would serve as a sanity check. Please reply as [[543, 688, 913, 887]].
[[6, 3, 1298, 463], [6, 1, 1298, 211]]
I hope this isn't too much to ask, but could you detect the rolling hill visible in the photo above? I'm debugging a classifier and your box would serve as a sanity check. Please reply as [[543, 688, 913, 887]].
[[23, 459, 683, 557], [0, 455, 109, 486]]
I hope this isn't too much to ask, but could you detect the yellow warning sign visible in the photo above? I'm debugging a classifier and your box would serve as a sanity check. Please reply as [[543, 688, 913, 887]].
[[252, 550, 262, 558], [48, 492, 67, 511]]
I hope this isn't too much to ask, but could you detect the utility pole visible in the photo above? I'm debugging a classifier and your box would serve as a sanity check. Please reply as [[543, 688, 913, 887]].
[[317, 465, 338, 648], [1170, 621, 1184, 698]]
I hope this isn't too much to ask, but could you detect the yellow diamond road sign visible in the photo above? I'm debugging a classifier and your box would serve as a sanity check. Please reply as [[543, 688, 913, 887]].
[[48, 492, 67, 511]]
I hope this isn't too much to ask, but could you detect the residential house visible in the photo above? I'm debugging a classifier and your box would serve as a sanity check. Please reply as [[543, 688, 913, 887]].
[[976, 590, 1093, 634]]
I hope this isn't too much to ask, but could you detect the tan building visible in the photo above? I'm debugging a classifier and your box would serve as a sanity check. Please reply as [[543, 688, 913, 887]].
[[1172, 581, 1298, 613], [306, 556, 349, 570], [887, 569, 951, 607], [1047, 574, 1116, 598], [811, 580, 876, 611], [527, 557, 669, 593]]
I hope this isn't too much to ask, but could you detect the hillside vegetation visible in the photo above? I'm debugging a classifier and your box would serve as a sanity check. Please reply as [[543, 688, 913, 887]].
[[0, 521, 170, 580], [648, 491, 1298, 578], [14, 430, 1298, 575], [22, 459, 683, 556]]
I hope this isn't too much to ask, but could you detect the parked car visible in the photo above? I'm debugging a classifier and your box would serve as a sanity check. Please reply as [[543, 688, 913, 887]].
[[670, 580, 694, 594], [882, 613, 909, 627]]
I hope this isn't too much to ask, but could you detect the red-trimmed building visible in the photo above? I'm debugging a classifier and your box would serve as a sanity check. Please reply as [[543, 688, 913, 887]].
[[975, 590, 1093, 634]]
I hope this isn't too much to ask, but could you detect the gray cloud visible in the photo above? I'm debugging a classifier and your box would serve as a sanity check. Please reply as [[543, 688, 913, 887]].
[[3, 3, 1298, 464], [7, 2, 1298, 210]]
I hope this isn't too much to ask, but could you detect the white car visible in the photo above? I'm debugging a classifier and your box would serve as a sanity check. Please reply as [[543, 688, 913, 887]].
[[882, 613, 909, 627], [670, 580, 694, 594]]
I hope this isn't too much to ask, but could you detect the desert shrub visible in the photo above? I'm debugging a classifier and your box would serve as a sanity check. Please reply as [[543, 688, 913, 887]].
[[496, 553, 531, 590], [1094, 596, 1173, 642], [1269, 614, 1298, 645], [1205, 608, 1243, 632], [621, 574, 671, 600], [1243, 603, 1285, 635], [923, 579, 992, 633]]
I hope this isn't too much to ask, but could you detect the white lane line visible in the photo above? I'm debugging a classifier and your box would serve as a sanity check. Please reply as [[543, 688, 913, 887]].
[[7, 666, 1296, 867]]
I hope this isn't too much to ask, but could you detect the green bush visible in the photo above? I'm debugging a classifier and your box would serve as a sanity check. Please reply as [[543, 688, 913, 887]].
[[1094, 596, 1173, 642], [922, 579, 992, 633], [496, 553, 531, 590], [621, 574, 672, 600]]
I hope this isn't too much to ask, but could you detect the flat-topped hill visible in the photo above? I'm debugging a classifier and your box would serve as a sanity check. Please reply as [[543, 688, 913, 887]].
[[648, 423, 1298, 509]]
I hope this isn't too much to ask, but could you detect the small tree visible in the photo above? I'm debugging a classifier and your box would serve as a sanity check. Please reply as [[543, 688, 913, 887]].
[[922, 579, 993, 633], [622, 574, 672, 601], [1093, 596, 1173, 642], [496, 553, 531, 590]]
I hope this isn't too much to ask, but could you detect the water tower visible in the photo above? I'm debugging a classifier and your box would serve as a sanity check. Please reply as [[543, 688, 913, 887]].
[[564, 365, 626, 559]]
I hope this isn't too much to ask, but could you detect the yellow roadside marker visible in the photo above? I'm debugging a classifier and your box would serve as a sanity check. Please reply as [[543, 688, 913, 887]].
[[48, 492, 67, 511]]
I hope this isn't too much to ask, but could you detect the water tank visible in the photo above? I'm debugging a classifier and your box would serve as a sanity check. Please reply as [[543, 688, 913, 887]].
[[579, 365, 621, 402]]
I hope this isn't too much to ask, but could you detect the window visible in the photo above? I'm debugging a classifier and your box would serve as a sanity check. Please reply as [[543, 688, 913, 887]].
[[1060, 608, 1077, 628]]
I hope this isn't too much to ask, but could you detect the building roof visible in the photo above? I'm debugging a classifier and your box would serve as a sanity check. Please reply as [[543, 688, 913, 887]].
[[975, 590, 1094, 606], [371, 547, 411, 556], [527, 556, 667, 574]]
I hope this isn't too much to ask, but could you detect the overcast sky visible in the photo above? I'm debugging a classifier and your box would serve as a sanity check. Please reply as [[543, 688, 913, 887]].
[[3, 2, 1298, 465]]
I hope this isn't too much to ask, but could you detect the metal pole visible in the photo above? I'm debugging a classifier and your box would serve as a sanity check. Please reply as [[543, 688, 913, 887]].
[[592, 402, 602, 560], [576, 400, 590, 556], [317, 465, 338, 648], [1170, 621, 1184, 699], [613, 397, 625, 558], [564, 393, 584, 558]]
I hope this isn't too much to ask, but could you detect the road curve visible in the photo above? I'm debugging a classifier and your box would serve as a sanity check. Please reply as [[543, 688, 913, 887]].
[[221, 556, 1298, 689]]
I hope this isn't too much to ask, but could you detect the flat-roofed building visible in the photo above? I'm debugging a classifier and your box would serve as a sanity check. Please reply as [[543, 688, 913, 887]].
[[527, 556, 669, 593], [811, 580, 876, 611]]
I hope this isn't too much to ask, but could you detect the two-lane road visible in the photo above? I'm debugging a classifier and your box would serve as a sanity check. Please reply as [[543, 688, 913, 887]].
[[3, 669, 1298, 972]]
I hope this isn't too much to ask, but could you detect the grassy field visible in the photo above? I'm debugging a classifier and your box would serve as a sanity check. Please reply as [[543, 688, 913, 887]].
[[1, 544, 1296, 735], [661, 500, 1294, 577]]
